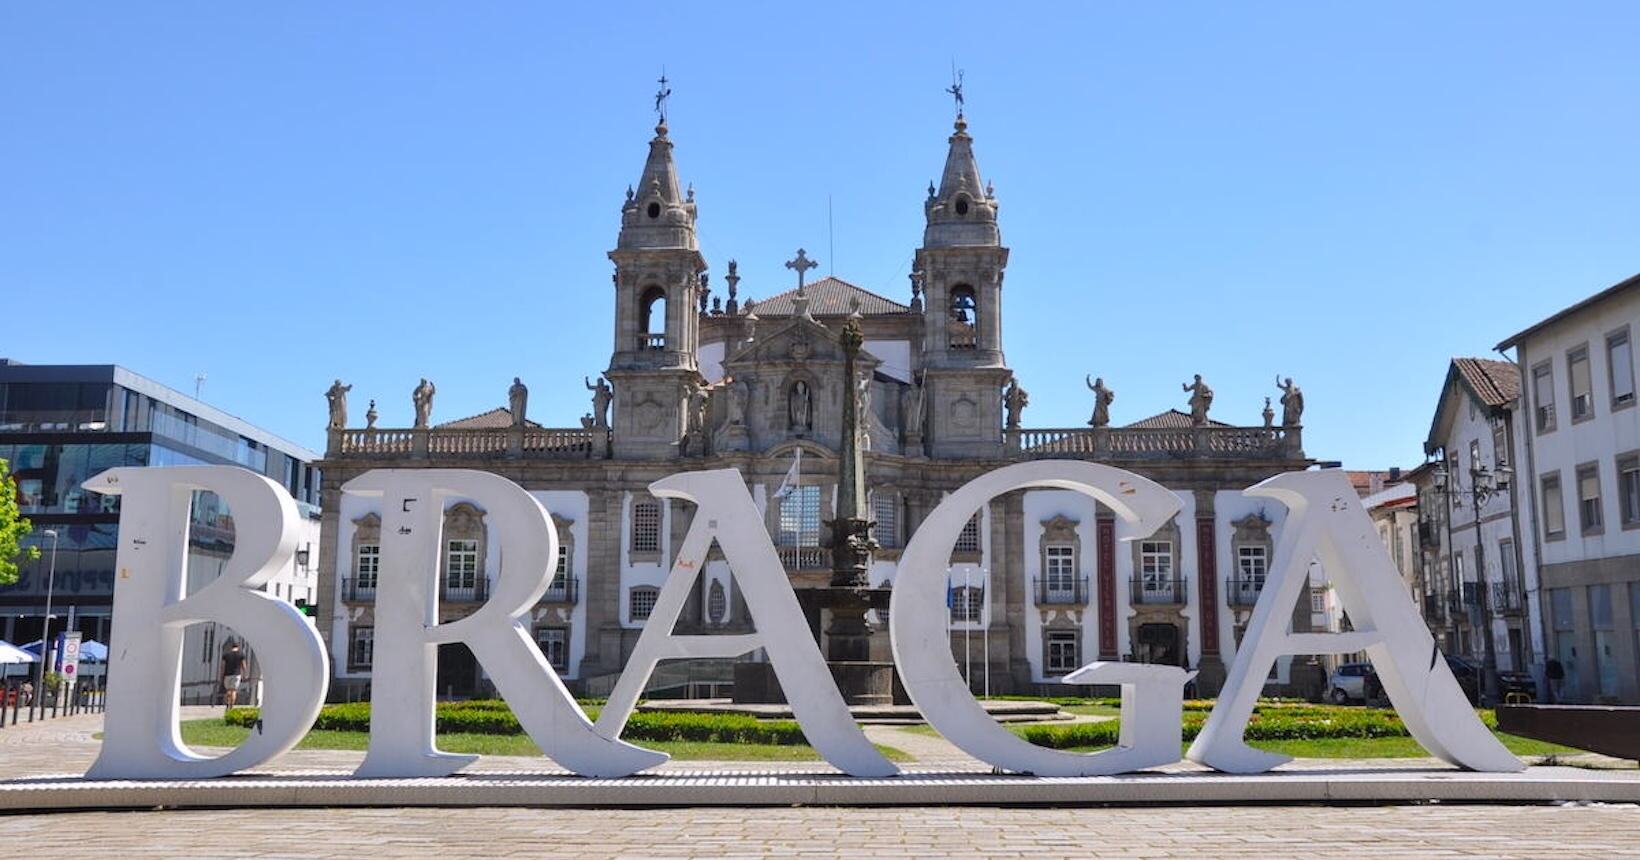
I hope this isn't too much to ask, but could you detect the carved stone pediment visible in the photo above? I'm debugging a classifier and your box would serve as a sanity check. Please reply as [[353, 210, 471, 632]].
[[1231, 512, 1273, 543], [1040, 514, 1080, 542], [723, 315, 881, 371]]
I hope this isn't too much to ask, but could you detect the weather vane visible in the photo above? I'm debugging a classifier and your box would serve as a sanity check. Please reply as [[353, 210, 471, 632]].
[[945, 65, 965, 118], [654, 69, 672, 123]]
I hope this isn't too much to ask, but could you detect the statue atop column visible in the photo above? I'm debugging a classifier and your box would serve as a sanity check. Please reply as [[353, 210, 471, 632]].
[[508, 377, 529, 426], [585, 376, 613, 428], [412, 378, 436, 429], [1275, 375, 1304, 427], [1085, 375, 1115, 428], [1004, 377, 1029, 429], [325, 379, 352, 429], [1182, 374, 1214, 426]]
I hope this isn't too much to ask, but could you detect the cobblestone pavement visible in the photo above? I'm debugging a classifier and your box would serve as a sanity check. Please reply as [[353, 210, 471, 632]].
[[0, 804, 1636, 858]]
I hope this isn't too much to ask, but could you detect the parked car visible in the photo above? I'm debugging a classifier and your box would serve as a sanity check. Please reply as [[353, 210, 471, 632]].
[[1326, 662, 1379, 704], [1445, 656, 1482, 704], [1498, 670, 1538, 702]]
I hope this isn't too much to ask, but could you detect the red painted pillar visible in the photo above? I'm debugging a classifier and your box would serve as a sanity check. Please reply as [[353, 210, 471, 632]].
[[1196, 517, 1220, 658], [1097, 516, 1118, 659]]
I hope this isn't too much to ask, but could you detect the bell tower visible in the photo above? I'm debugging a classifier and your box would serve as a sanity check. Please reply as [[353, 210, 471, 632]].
[[606, 104, 707, 459], [915, 110, 1012, 457]]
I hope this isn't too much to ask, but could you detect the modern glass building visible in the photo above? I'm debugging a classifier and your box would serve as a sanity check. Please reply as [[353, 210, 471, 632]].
[[0, 361, 322, 649]]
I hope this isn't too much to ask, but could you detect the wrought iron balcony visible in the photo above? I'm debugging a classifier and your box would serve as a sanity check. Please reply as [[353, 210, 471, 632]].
[[1131, 575, 1186, 606], [1226, 574, 1265, 607], [1033, 575, 1089, 606], [341, 576, 377, 603], [1490, 579, 1524, 615], [542, 576, 579, 606], [443, 578, 489, 604]]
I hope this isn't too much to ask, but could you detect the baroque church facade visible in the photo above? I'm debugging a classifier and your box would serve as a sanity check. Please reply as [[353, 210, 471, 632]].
[[315, 109, 1315, 701]]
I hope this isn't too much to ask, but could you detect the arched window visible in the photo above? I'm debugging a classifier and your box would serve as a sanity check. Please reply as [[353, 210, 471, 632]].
[[639, 286, 667, 349], [948, 285, 977, 349]]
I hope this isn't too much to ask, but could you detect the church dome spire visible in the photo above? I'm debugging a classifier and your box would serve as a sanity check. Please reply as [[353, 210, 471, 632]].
[[617, 118, 699, 251], [923, 113, 999, 248]]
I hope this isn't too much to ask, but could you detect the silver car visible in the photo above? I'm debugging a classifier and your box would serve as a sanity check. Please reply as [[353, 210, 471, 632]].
[[1326, 661, 1378, 704]]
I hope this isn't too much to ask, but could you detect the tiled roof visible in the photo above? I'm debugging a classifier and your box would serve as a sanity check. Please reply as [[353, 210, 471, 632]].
[[1452, 357, 1520, 407], [1123, 409, 1231, 429], [742, 277, 911, 317], [437, 407, 540, 430]]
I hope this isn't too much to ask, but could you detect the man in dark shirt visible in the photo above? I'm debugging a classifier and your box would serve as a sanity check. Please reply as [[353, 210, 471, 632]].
[[221, 641, 247, 708]]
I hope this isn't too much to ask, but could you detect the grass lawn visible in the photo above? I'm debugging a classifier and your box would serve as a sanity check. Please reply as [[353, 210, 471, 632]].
[[177, 719, 909, 762]]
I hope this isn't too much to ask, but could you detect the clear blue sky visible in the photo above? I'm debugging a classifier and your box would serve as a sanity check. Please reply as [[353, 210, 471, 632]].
[[3, 4, 1637, 467]]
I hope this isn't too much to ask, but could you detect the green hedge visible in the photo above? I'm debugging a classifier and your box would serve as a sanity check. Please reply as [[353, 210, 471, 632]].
[[1015, 704, 1492, 750], [225, 701, 810, 746]]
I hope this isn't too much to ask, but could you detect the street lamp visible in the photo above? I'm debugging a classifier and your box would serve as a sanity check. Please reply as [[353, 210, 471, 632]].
[[1429, 456, 1512, 705], [32, 529, 60, 721]]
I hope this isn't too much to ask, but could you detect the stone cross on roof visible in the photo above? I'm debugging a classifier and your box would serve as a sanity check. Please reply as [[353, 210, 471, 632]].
[[785, 248, 819, 293]]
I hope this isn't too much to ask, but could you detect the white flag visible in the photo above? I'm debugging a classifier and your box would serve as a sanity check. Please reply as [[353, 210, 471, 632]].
[[773, 448, 803, 500]]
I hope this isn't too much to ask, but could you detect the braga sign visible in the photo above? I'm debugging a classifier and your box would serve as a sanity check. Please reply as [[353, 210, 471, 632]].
[[81, 463, 1522, 781]]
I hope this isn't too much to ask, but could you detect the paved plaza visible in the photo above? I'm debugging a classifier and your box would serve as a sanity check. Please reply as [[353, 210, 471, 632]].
[[1, 709, 1636, 857]]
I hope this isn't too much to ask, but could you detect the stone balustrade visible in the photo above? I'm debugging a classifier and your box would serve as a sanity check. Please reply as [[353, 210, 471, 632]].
[[1013, 425, 1301, 460], [330, 426, 605, 460]]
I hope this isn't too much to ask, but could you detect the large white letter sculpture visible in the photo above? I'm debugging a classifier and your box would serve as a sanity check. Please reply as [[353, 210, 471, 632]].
[[347, 469, 666, 778], [84, 466, 329, 779], [1188, 470, 1522, 773], [594, 470, 897, 778], [892, 460, 1192, 776]]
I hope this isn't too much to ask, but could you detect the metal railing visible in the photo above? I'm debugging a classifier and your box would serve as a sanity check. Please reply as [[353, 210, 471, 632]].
[[778, 545, 831, 571], [542, 576, 579, 605], [1226, 574, 1265, 607], [1033, 575, 1089, 606], [443, 578, 489, 604], [342, 576, 377, 603], [1490, 579, 1525, 615], [1132, 575, 1187, 605], [0, 675, 107, 728]]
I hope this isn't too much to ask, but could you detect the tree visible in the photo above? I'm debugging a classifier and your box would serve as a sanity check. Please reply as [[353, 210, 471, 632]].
[[0, 458, 40, 586]]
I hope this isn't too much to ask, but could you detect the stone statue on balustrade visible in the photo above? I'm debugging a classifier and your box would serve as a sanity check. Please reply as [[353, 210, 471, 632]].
[[1085, 375, 1115, 428], [585, 376, 613, 428], [325, 380, 352, 429], [365, 400, 378, 430], [1182, 374, 1214, 426], [412, 378, 436, 429], [1276, 375, 1304, 427], [1004, 378, 1029, 430], [509, 377, 529, 426]]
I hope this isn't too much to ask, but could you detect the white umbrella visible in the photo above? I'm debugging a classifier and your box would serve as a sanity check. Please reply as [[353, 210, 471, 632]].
[[0, 641, 38, 665]]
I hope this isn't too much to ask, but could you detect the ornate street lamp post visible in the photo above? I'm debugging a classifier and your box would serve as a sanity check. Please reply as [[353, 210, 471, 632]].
[[1430, 457, 1511, 705]]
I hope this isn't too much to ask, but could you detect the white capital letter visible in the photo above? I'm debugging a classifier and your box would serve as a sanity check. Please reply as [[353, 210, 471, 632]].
[[891, 460, 1184, 776], [84, 466, 328, 779], [593, 469, 897, 778], [1188, 470, 1521, 773], [347, 469, 665, 779]]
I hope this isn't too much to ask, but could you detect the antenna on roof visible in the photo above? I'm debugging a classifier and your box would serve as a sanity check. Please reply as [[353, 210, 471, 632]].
[[194, 372, 207, 400], [828, 194, 835, 277]]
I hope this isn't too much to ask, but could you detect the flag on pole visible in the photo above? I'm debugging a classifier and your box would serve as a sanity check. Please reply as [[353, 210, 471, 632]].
[[773, 447, 803, 500]]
